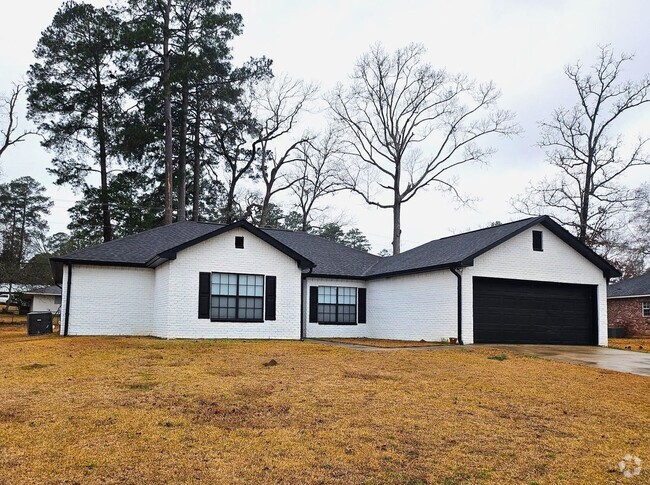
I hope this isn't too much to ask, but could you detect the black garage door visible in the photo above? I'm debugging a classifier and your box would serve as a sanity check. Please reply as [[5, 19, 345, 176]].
[[473, 277, 597, 345]]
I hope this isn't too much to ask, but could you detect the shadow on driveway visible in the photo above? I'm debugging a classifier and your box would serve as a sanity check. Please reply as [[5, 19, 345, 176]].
[[482, 344, 650, 377]]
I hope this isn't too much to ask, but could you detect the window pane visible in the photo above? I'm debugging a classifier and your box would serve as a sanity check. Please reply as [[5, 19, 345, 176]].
[[318, 303, 336, 322], [318, 286, 337, 304]]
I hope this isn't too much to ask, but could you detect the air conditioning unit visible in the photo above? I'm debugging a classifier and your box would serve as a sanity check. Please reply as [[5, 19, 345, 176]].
[[28, 312, 53, 335]]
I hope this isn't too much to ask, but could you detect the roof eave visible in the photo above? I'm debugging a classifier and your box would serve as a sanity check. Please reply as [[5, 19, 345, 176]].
[[607, 294, 650, 300], [364, 261, 467, 280]]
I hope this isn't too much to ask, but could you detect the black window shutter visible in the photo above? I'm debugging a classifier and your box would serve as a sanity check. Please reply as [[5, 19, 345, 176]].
[[265, 276, 277, 321], [198, 272, 211, 319], [309, 287, 318, 323], [358, 288, 367, 323]]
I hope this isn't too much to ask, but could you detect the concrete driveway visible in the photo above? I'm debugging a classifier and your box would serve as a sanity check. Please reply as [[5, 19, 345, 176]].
[[486, 345, 650, 377]]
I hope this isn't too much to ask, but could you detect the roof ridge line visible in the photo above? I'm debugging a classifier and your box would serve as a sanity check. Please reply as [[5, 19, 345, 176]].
[[263, 227, 382, 258]]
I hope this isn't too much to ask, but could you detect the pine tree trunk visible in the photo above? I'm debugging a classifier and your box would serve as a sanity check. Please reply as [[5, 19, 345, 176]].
[[96, 63, 112, 242], [192, 91, 201, 222], [177, 80, 189, 222], [162, 0, 174, 225]]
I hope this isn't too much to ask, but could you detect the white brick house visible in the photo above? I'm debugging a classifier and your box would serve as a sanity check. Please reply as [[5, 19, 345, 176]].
[[51, 217, 620, 345], [24, 286, 62, 313]]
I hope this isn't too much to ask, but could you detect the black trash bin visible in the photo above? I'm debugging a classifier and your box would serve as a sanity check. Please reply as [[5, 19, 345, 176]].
[[28, 312, 53, 335]]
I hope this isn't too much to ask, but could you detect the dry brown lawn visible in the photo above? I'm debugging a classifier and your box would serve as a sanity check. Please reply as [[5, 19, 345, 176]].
[[609, 337, 650, 353], [1, 326, 649, 484], [316, 337, 448, 348], [0, 313, 24, 324]]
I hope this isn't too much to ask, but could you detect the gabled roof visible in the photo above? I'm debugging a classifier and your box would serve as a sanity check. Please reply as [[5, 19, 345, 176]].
[[363, 215, 620, 279], [50, 220, 317, 283], [50, 215, 621, 284], [608, 272, 650, 298]]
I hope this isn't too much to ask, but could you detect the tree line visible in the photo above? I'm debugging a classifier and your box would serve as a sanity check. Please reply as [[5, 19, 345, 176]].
[[0, 0, 648, 292]]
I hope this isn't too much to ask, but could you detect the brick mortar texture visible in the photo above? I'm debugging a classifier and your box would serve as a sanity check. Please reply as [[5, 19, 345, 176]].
[[608, 297, 650, 336]]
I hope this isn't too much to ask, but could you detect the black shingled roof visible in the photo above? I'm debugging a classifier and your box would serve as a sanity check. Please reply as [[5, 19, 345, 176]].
[[608, 272, 650, 298], [51, 215, 621, 283], [54, 222, 222, 266]]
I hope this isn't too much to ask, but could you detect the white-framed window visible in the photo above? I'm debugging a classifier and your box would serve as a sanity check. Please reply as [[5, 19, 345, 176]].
[[317, 286, 357, 324], [211, 273, 263, 321], [643, 301, 650, 318]]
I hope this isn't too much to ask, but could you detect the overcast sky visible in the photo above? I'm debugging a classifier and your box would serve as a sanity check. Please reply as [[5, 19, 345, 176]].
[[1, 0, 649, 252]]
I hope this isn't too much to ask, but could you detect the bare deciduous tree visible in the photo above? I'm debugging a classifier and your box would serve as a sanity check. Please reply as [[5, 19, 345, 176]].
[[329, 43, 517, 254], [206, 74, 314, 224], [513, 46, 650, 246], [289, 127, 343, 231], [256, 75, 317, 226], [0, 84, 35, 164]]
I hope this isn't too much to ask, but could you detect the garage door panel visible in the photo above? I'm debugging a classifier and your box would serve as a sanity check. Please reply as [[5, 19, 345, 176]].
[[473, 277, 596, 345]]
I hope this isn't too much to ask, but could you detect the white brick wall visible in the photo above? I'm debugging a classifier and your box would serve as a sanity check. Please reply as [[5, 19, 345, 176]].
[[367, 271, 457, 341], [160, 227, 302, 339], [461, 224, 609, 345], [60, 264, 154, 336], [153, 260, 171, 334], [304, 271, 457, 341], [31, 295, 60, 313]]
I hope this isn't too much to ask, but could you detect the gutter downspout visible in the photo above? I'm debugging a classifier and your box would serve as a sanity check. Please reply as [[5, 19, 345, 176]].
[[63, 264, 72, 337], [449, 266, 463, 345], [300, 268, 313, 341]]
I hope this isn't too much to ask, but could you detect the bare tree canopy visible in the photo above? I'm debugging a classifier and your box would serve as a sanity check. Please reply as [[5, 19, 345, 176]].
[[513, 45, 650, 249], [255, 74, 318, 226], [288, 127, 343, 231], [0, 83, 35, 164], [204, 70, 320, 224], [329, 43, 517, 254]]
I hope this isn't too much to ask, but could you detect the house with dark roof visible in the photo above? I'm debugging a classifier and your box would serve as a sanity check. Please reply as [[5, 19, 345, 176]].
[[23, 285, 62, 313], [50, 215, 619, 345], [607, 272, 650, 336]]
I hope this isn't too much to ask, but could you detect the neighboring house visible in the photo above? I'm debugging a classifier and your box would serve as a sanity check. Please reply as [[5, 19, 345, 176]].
[[23, 286, 62, 313], [50, 216, 620, 345], [607, 272, 650, 336]]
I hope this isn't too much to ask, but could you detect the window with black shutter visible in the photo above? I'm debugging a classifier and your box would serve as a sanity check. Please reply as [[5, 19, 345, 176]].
[[357, 288, 367, 324], [211, 273, 264, 322], [309, 287, 318, 323], [533, 230, 543, 251], [313, 286, 358, 325], [198, 272, 211, 319], [265, 276, 276, 321]]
